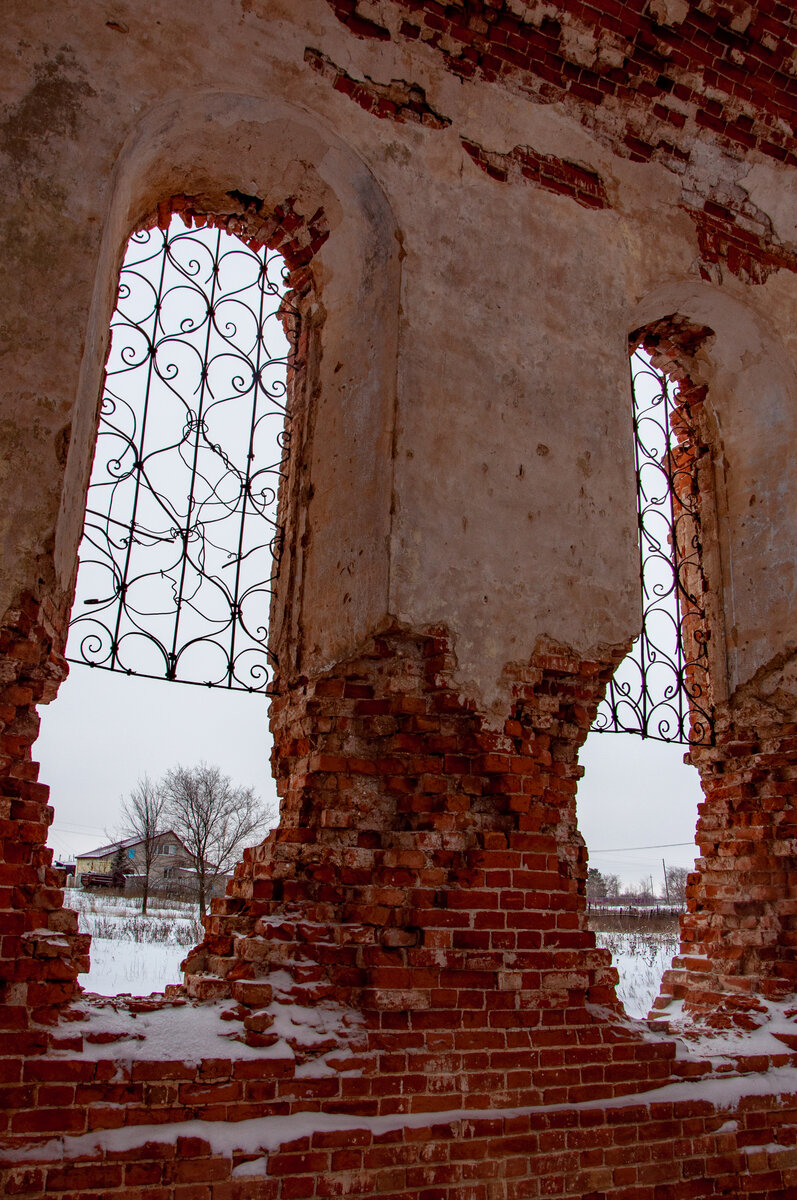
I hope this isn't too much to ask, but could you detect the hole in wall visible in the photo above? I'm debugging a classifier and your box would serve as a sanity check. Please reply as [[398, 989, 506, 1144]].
[[578, 731, 701, 1017], [37, 216, 290, 997], [578, 345, 709, 1018]]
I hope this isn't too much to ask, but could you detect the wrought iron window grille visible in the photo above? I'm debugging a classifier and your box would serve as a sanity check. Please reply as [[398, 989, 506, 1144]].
[[67, 220, 296, 692], [593, 349, 714, 746]]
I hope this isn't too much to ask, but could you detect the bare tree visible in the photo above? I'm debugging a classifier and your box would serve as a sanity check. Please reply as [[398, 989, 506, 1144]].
[[161, 763, 270, 919], [121, 775, 166, 915], [663, 864, 690, 905], [603, 873, 621, 899]]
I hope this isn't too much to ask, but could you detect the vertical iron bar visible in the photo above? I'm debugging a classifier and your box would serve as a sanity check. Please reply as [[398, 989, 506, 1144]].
[[226, 251, 268, 687], [630, 355, 649, 739], [167, 227, 222, 679], [109, 231, 170, 671]]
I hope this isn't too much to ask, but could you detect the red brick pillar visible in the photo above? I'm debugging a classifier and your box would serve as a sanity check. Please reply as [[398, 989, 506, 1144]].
[[656, 701, 797, 1025], [185, 627, 675, 1102], [0, 593, 89, 1042]]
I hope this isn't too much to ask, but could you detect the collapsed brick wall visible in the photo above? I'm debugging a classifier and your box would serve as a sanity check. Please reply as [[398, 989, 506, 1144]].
[[2, 5, 797, 1194], [630, 319, 797, 1025], [186, 625, 660, 1094], [0, 593, 89, 1041], [0, 190, 326, 1043], [4, 627, 797, 1198]]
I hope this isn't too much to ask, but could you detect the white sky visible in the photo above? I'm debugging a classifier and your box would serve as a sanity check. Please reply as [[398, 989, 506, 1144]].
[[38, 219, 703, 892], [39, 668, 279, 861]]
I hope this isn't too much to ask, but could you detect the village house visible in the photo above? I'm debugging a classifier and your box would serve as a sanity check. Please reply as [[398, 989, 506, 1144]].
[[75, 831, 191, 886]]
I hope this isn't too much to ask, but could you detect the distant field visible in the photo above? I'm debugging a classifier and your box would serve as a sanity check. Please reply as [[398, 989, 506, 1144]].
[[65, 890, 681, 1014], [589, 906, 681, 1017], [594, 929, 680, 1018]]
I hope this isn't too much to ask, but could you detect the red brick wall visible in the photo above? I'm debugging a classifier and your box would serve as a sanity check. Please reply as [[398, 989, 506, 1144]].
[[3, 625, 797, 1197], [320, 0, 797, 285], [0, 592, 89, 1039]]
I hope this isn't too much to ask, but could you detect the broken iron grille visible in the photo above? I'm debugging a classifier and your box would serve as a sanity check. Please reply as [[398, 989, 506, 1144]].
[[67, 222, 295, 691], [593, 350, 714, 745]]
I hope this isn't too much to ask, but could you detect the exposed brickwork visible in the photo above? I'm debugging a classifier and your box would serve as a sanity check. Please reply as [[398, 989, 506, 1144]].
[[325, 0, 797, 282], [0, 594, 89, 1036], [153, 192, 330, 285], [3, 1, 797, 1192], [687, 206, 797, 285], [628, 318, 797, 1026], [186, 630, 638, 1068], [3, 1072, 797, 1198], [657, 713, 797, 1024], [305, 49, 451, 128], [4, 628, 797, 1196], [324, 0, 392, 40], [356, 0, 797, 167], [461, 137, 610, 208]]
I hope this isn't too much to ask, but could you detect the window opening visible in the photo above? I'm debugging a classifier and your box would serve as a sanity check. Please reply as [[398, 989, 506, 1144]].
[[581, 344, 712, 1017], [593, 347, 713, 746], [67, 218, 295, 691], [40, 216, 290, 996]]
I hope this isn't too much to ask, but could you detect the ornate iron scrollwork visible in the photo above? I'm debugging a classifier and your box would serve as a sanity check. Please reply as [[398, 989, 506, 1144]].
[[67, 221, 295, 692], [593, 349, 713, 745]]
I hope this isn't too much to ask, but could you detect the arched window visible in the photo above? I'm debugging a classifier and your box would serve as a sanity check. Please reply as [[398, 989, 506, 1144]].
[[40, 216, 295, 994], [593, 344, 713, 747], [68, 218, 294, 691], [579, 328, 716, 1016]]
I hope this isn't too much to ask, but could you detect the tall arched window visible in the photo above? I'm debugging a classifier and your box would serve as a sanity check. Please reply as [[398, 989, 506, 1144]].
[[39, 216, 295, 995], [68, 218, 294, 691], [579, 330, 716, 1016], [593, 344, 714, 746]]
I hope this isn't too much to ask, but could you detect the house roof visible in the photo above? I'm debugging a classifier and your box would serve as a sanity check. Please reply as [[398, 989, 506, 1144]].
[[76, 830, 185, 859]]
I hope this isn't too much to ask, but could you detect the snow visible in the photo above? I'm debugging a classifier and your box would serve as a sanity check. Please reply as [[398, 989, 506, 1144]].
[[16, 893, 797, 1172], [82, 937, 186, 997], [61, 998, 295, 1064], [67, 889, 202, 997], [594, 928, 679, 1019], [12, 1062, 797, 1167]]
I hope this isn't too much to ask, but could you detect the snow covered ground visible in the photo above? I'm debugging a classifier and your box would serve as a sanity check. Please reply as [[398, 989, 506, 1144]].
[[595, 929, 679, 1019], [67, 891, 679, 1014], [67, 889, 203, 997]]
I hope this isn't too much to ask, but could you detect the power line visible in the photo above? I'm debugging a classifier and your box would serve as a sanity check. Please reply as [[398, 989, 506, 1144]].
[[591, 840, 694, 853]]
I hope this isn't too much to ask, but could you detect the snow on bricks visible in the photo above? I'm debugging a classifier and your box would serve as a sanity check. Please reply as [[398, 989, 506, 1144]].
[[5, 626, 797, 1196]]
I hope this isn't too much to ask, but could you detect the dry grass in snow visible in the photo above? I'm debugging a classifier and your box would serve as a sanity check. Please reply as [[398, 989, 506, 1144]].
[[595, 929, 680, 1019], [65, 890, 680, 1013], [66, 889, 203, 997]]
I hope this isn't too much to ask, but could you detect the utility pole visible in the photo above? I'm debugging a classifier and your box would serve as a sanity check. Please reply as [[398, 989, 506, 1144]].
[[662, 858, 670, 903]]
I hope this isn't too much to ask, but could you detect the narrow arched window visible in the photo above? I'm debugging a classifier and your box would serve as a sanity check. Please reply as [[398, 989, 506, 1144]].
[[593, 345, 714, 746]]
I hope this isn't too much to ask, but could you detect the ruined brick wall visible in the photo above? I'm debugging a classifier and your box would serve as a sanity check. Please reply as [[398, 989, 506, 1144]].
[[2, 0, 797, 1196]]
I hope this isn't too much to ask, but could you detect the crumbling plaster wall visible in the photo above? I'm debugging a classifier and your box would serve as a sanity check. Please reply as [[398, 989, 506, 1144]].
[[4, 5, 797, 1197], [3, 0, 795, 718]]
